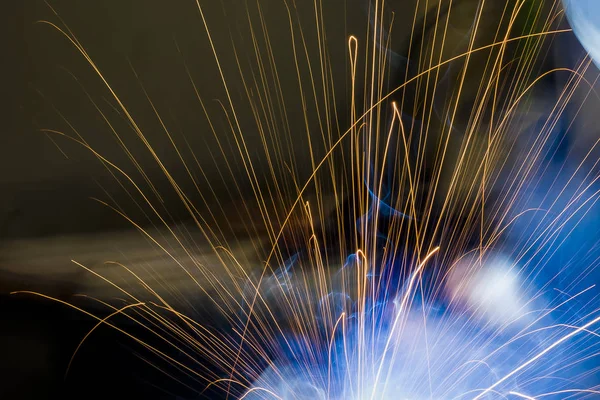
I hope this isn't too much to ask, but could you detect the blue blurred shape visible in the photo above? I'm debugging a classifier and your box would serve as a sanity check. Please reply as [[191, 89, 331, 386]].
[[563, 0, 600, 68]]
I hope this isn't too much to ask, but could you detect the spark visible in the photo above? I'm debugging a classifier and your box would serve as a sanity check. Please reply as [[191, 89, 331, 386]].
[[12, 0, 600, 399]]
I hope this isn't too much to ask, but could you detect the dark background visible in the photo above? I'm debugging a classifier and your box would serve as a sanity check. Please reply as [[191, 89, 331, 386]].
[[1, 2, 368, 398]]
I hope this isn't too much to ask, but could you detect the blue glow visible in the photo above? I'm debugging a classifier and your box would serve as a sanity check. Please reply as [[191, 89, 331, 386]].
[[563, 0, 600, 69]]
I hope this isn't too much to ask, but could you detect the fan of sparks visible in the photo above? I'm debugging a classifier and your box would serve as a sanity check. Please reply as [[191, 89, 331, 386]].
[[14, 0, 600, 399]]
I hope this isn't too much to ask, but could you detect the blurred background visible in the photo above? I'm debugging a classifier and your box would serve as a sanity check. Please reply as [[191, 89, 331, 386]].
[[4, 2, 364, 398], [1, 1, 597, 399]]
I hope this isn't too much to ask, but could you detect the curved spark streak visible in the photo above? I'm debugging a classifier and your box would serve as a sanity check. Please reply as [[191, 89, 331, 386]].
[[475, 315, 600, 399], [18, 2, 600, 399], [370, 246, 440, 399]]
